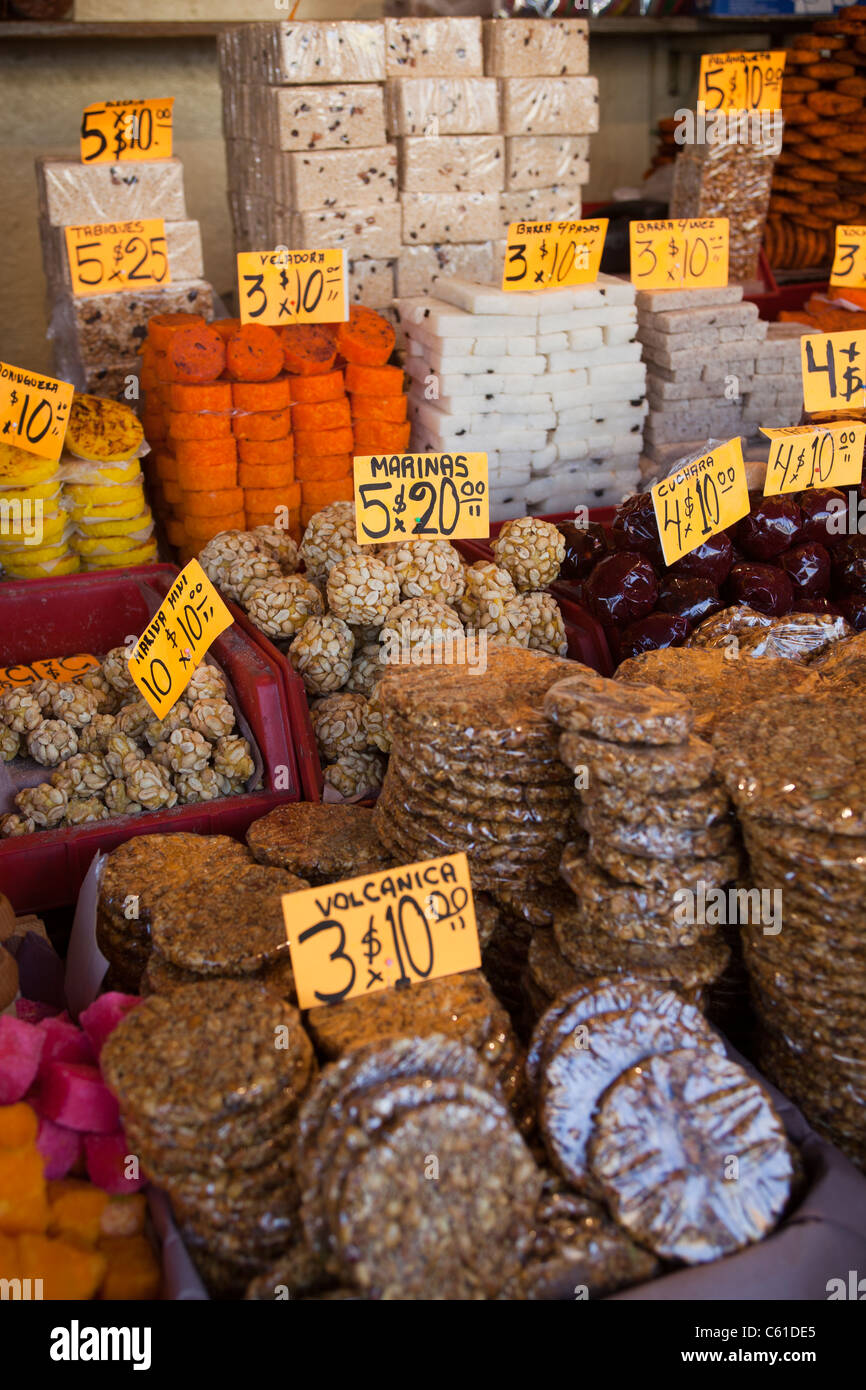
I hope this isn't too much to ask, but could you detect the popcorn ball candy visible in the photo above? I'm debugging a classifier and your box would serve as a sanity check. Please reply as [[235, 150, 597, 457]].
[[492, 517, 565, 593], [327, 555, 400, 627], [27, 720, 80, 767], [50, 752, 110, 796], [379, 597, 464, 663], [166, 727, 212, 774], [78, 667, 115, 710], [185, 666, 226, 704], [250, 525, 300, 574], [189, 697, 235, 742], [77, 713, 117, 755], [244, 575, 324, 640], [289, 616, 355, 696], [105, 732, 141, 778], [212, 734, 255, 787], [350, 622, 384, 645], [148, 740, 173, 770], [0, 813, 35, 837], [323, 750, 386, 799], [124, 758, 178, 811], [475, 596, 531, 647], [346, 643, 384, 698], [382, 539, 466, 604], [519, 592, 568, 657], [223, 553, 283, 605], [311, 693, 370, 762], [66, 797, 109, 825], [15, 783, 67, 828], [198, 529, 262, 585], [28, 679, 60, 710], [363, 682, 391, 755], [299, 503, 365, 581], [114, 699, 154, 740], [104, 779, 143, 817], [102, 646, 138, 695], [175, 767, 225, 803], [48, 685, 100, 729], [456, 561, 517, 627], [143, 702, 192, 747], [0, 690, 43, 734], [0, 726, 20, 761]]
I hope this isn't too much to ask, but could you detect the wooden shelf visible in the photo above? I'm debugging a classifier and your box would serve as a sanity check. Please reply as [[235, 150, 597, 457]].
[[0, 20, 231, 38], [590, 15, 819, 36]]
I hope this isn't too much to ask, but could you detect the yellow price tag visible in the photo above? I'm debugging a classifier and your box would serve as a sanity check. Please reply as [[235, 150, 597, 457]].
[[630, 219, 729, 291], [127, 560, 234, 719], [0, 364, 74, 464], [801, 329, 866, 414], [760, 423, 866, 496], [652, 437, 750, 567], [353, 453, 489, 545], [283, 852, 481, 1011], [830, 226, 866, 292], [698, 51, 786, 112], [0, 655, 100, 695], [80, 98, 174, 164], [65, 220, 170, 298], [237, 248, 348, 327], [501, 218, 608, 292]]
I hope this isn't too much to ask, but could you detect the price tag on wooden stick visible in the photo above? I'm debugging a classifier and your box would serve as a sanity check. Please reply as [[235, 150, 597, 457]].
[[237, 248, 348, 326], [630, 219, 729, 291], [0, 363, 74, 463], [652, 436, 750, 567], [127, 560, 233, 719], [283, 852, 481, 1011], [80, 98, 174, 164], [354, 452, 488, 544]]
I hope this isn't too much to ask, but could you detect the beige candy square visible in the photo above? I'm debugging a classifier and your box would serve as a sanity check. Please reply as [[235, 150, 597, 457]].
[[399, 135, 504, 194], [401, 192, 500, 246], [395, 243, 495, 298], [291, 203, 401, 258], [500, 77, 599, 137], [348, 258, 395, 310], [285, 146, 398, 210], [386, 77, 499, 136], [483, 19, 589, 77], [384, 17, 482, 77], [271, 21, 386, 84], [61, 278, 214, 367], [267, 84, 386, 152], [36, 157, 187, 226], [505, 136, 590, 191], [500, 186, 582, 232]]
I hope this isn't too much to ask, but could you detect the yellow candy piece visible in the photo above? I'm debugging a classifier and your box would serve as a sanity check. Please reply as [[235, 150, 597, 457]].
[[71, 527, 154, 556], [2, 554, 79, 579], [0, 483, 62, 505], [0, 511, 72, 551], [63, 482, 144, 514], [0, 447, 58, 488], [0, 539, 71, 566], [67, 493, 147, 526], [60, 458, 142, 487], [82, 539, 157, 569], [75, 508, 154, 540], [66, 395, 144, 464]]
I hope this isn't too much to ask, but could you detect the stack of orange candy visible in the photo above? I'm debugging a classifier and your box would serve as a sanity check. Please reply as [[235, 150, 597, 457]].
[[138, 304, 409, 560]]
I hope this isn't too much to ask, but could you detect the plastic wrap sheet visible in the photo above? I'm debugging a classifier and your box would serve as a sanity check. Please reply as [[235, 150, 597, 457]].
[[505, 135, 590, 192], [48, 279, 215, 372], [36, 157, 187, 228], [283, 145, 398, 212], [384, 16, 483, 78], [399, 134, 505, 194], [269, 20, 386, 85], [670, 117, 780, 284], [266, 82, 386, 152], [402, 191, 500, 245], [386, 76, 500, 137], [41, 220, 203, 298], [500, 77, 599, 137], [395, 242, 496, 298], [739, 613, 853, 661], [484, 17, 590, 77], [291, 203, 402, 258]]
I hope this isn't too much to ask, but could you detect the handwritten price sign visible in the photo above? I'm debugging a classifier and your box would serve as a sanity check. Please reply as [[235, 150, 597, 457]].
[[354, 453, 488, 544], [80, 99, 174, 164], [0, 363, 73, 464], [0, 654, 100, 695], [237, 248, 348, 327], [283, 852, 481, 1011], [630, 219, 729, 292], [830, 226, 866, 291], [761, 423, 866, 496], [698, 51, 786, 112], [502, 218, 607, 292], [65, 220, 170, 298], [127, 560, 233, 719], [652, 436, 750, 567], [801, 329, 866, 413]]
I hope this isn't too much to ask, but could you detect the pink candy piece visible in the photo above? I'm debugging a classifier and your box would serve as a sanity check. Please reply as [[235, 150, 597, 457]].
[[38, 1016, 96, 1066], [38, 1061, 120, 1134], [35, 1114, 83, 1180], [84, 1130, 146, 1195], [14, 999, 60, 1025], [79, 993, 141, 1059], [0, 1016, 46, 1104]]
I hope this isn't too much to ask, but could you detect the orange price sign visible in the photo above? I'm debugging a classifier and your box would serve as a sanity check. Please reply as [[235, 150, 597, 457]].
[[0, 363, 74, 464], [80, 98, 174, 164], [761, 423, 866, 496], [65, 220, 170, 298], [237, 248, 348, 326], [801, 329, 866, 413], [698, 51, 786, 112], [283, 852, 481, 1011], [630, 219, 729, 291], [354, 453, 488, 544], [0, 654, 100, 695], [501, 218, 608, 292], [652, 437, 750, 567], [127, 560, 233, 719], [830, 226, 866, 292]]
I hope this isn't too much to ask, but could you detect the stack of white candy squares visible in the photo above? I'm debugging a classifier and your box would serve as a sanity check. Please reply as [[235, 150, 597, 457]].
[[397, 272, 647, 519]]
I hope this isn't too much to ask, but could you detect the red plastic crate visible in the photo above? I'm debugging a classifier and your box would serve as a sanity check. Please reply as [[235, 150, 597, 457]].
[[0, 564, 300, 913]]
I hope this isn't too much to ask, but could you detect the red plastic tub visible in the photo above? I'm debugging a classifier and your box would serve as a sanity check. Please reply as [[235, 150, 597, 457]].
[[0, 565, 300, 913]]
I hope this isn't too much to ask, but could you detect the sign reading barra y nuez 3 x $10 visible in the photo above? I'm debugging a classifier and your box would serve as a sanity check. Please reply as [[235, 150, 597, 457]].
[[80, 98, 174, 164], [65, 220, 170, 298], [761, 423, 866, 496], [698, 51, 786, 112], [830, 226, 866, 292], [237, 248, 348, 327], [502, 218, 607, 292], [127, 560, 233, 719], [652, 437, 750, 567], [801, 328, 866, 413], [0, 363, 74, 464], [282, 852, 481, 1011], [630, 219, 729, 292], [354, 452, 489, 544]]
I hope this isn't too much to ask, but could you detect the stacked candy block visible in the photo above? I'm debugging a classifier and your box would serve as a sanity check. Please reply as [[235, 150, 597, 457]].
[[61, 395, 156, 574], [399, 272, 645, 518], [0, 444, 75, 582]]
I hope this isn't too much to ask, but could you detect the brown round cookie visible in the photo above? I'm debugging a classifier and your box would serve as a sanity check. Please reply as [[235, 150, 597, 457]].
[[587, 836, 741, 892], [376, 777, 569, 849], [558, 730, 715, 795], [587, 1048, 793, 1263], [150, 862, 307, 976], [100, 980, 313, 1126], [540, 992, 724, 1191], [714, 692, 866, 836], [390, 730, 569, 786], [335, 1097, 541, 1298], [527, 976, 656, 1094], [387, 755, 572, 826], [494, 880, 576, 929], [389, 746, 571, 801], [581, 814, 736, 862], [588, 777, 729, 831], [246, 803, 392, 883], [521, 1178, 659, 1299], [688, 605, 773, 648], [373, 801, 565, 881], [561, 850, 720, 949], [543, 670, 693, 745], [553, 904, 730, 993]]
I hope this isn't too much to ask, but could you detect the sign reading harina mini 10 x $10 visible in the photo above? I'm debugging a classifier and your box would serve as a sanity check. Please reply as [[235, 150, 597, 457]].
[[127, 560, 233, 719]]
